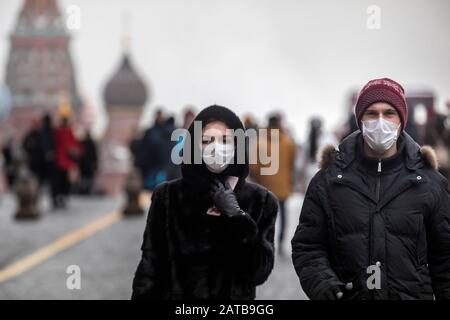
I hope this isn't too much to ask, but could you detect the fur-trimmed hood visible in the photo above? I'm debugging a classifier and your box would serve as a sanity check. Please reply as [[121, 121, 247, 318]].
[[319, 131, 439, 171], [181, 105, 249, 193]]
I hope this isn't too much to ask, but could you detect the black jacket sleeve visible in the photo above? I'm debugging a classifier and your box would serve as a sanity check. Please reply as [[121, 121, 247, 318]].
[[427, 178, 450, 300], [131, 183, 169, 300], [291, 172, 344, 299], [225, 189, 278, 286]]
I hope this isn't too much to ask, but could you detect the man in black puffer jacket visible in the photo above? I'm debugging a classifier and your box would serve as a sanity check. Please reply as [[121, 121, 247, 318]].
[[292, 78, 450, 300]]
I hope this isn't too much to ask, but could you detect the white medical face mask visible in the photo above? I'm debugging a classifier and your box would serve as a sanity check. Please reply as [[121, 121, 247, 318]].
[[362, 118, 400, 154], [202, 142, 235, 174]]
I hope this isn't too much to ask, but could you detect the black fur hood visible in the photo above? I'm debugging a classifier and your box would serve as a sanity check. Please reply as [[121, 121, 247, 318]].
[[181, 105, 249, 192]]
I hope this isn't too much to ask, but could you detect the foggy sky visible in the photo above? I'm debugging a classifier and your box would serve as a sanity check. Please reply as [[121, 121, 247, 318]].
[[1, 0, 449, 141]]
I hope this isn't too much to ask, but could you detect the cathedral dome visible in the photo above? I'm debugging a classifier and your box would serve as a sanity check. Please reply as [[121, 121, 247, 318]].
[[103, 54, 149, 108]]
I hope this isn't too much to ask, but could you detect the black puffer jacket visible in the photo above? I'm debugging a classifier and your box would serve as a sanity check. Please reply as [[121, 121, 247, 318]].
[[292, 130, 450, 300], [132, 105, 278, 300]]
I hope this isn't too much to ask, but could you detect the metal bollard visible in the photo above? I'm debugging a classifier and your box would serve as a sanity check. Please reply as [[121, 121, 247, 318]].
[[122, 169, 144, 215], [14, 170, 40, 220]]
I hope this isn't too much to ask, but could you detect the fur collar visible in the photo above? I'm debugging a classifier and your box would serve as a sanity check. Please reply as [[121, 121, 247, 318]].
[[319, 142, 439, 171]]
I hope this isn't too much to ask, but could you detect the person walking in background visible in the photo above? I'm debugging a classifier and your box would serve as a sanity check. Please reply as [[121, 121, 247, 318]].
[[22, 118, 45, 186], [299, 117, 338, 189], [250, 114, 296, 256], [163, 116, 181, 180], [132, 105, 278, 299], [140, 109, 168, 191], [244, 115, 259, 164], [78, 130, 98, 195], [243, 114, 258, 132], [167, 107, 197, 180], [39, 113, 58, 203], [1, 136, 20, 189], [423, 107, 450, 181], [182, 106, 196, 130], [53, 116, 82, 208], [445, 100, 450, 182], [292, 78, 450, 300], [129, 127, 145, 177]]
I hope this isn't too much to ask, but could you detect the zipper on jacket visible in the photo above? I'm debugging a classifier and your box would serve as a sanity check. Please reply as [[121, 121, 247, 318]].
[[370, 160, 381, 265], [370, 159, 382, 299], [376, 160, 381, 202]]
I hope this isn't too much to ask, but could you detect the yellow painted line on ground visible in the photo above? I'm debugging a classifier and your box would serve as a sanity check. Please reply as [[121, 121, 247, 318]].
[[0, 191, 151, 284]]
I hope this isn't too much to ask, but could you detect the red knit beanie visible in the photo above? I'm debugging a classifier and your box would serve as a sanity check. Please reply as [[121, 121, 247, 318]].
[[354, 78, 408, 131]]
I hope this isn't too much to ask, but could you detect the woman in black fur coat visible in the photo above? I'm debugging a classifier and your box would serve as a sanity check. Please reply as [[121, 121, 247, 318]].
[[132, 105, 279, 299]]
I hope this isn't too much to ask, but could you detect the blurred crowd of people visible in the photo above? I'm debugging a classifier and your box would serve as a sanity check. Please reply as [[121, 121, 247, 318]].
[[1, 113, 98, 209], [128, 108, 195, 191], [1, 101, 449, 220], [246, 113, 296, 255]]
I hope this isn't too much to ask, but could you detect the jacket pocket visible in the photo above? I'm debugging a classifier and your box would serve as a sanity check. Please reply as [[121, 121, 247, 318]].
[[416, 264, 433, 297], [415, 214, 427, 266]]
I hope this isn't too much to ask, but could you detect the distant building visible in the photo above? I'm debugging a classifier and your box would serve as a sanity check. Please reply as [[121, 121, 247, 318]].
[[97, 45, 149, 195], [4, 0, 82, 138], [0, 85, 12, 118]]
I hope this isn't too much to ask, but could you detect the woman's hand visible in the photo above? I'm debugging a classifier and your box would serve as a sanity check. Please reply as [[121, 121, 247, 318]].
[[209, 178, 246, 218]]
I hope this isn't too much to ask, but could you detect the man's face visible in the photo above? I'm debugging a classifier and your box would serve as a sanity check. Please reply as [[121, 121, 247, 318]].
[[361, 102, 402, 136]]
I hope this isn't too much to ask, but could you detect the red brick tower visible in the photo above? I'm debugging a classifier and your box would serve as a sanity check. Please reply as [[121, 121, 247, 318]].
[[4, 0, 81, 138]]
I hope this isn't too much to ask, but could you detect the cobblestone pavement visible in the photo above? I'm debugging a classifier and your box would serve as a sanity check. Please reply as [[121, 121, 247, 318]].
[[0, 191, 307, 299], [257, 193, 307, 300]]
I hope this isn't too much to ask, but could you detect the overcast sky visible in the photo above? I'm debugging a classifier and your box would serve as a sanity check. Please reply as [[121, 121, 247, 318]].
[[1, 0, 449, 141]]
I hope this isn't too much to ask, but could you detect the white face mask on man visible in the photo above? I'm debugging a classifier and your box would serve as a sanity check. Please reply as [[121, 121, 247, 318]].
[[202, 142, 235, 174], [362, 117, 401, 154]]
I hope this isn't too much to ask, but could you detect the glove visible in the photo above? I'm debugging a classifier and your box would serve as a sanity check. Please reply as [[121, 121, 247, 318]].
[[323, 282, 353, 300], [209, 178, 245, 218], [209, 178, 257, 244]]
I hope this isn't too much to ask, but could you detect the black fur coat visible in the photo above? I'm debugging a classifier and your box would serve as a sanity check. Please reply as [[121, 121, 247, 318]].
[[132, 105, 279, 299]]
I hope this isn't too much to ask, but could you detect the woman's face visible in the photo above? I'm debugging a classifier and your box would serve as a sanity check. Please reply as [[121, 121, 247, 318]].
[[200, 121, 236, 174], [201, 121, 234, 148]]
